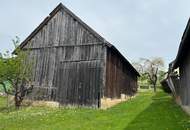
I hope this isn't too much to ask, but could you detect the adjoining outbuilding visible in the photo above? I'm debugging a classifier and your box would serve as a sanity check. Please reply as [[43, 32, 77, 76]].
[[164, 18, 190, 113], [17, 3, 140, 108]]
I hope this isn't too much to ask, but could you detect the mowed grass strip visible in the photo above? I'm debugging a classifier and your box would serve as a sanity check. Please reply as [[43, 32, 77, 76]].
[[0, 91, 190, 130]]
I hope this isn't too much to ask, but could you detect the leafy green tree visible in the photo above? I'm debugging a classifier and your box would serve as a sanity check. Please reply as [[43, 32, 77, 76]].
[[0, 37, 34, 109]]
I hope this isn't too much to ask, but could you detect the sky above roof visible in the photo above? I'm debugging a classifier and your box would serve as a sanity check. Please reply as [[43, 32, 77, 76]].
[[0, 0, 190, 67]]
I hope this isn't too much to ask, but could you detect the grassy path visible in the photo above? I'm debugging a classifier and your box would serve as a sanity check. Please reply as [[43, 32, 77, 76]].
[[0, 91, 190, 130]]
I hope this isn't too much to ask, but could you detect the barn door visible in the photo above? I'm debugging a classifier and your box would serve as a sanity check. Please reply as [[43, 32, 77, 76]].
[[56, 62, 77, 105], [56, 61, 101, 107]]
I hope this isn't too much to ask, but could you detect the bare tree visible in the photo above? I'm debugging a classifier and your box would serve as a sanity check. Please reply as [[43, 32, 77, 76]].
[[133, 57, 165, 92], [141, 57, 164, 92]]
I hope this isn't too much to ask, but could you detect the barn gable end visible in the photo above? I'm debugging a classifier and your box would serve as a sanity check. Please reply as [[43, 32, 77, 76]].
[[19, 3, 106, 107], [17, 3, 139, 108], [22, 4, 103, 49]]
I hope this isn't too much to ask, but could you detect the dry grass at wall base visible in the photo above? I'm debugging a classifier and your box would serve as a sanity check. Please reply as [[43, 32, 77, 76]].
[[101, 94, 137, 109]]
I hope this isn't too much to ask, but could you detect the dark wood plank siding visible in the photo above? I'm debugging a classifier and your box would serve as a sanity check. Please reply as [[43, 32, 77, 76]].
[[22, 4, 138, 107], [25, 9, 105, 107], [56, 60, 101, 107], [179, 50, 190, 105], [24, 10, 100, 49], [104, 47, 137, 98]]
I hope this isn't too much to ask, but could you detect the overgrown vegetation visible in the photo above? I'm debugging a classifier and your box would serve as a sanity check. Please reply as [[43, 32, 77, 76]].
[[0, 90, 189, 130]]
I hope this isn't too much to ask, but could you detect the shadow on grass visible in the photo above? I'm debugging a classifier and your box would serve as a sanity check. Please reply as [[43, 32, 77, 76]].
[[124, 91, 190, 130]]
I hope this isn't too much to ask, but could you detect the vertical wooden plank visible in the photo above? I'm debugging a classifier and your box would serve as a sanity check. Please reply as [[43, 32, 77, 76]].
[[102, 46, 107, 99]]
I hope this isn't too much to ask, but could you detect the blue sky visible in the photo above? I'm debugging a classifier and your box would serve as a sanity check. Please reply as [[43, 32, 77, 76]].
[[0, 0, 190, 66]]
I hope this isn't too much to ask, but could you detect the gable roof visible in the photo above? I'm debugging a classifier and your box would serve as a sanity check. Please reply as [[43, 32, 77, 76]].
[[173, 18, 190, 69], [16, 3, 140, 76]]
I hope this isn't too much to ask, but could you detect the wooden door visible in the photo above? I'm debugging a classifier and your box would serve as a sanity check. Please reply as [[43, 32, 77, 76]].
[[56, 61, 101, 107]]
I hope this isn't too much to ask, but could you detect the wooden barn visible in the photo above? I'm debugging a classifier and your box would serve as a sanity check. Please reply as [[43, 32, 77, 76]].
[[17, 3, 139, 108], [168, 18, 190, 106]]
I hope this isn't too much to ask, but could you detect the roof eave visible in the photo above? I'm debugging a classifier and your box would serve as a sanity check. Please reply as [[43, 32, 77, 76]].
[[104, 42, 140, 77], [173, 18, 190, 69]]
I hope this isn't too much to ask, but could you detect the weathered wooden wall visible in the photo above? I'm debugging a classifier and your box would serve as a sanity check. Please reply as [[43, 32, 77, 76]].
[[24, 9, 105, 107], [56, 60, 102, 107], [179, 49, 190, 105], [104, 48, 138, 98], [22, 4, 138, 107]]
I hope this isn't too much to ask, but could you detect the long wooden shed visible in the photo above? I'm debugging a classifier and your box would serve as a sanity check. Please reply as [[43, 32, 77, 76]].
[[170, 18, 190, 106], [18, 3, 140, 108]]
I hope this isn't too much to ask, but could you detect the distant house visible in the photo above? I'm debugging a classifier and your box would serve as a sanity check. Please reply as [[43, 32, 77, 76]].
[[167, 18, 190, 107], [17, 3, 139, 108]]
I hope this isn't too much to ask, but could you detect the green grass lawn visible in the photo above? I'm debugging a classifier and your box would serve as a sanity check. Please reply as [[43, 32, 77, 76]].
[[0, 91, 190, 130]]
